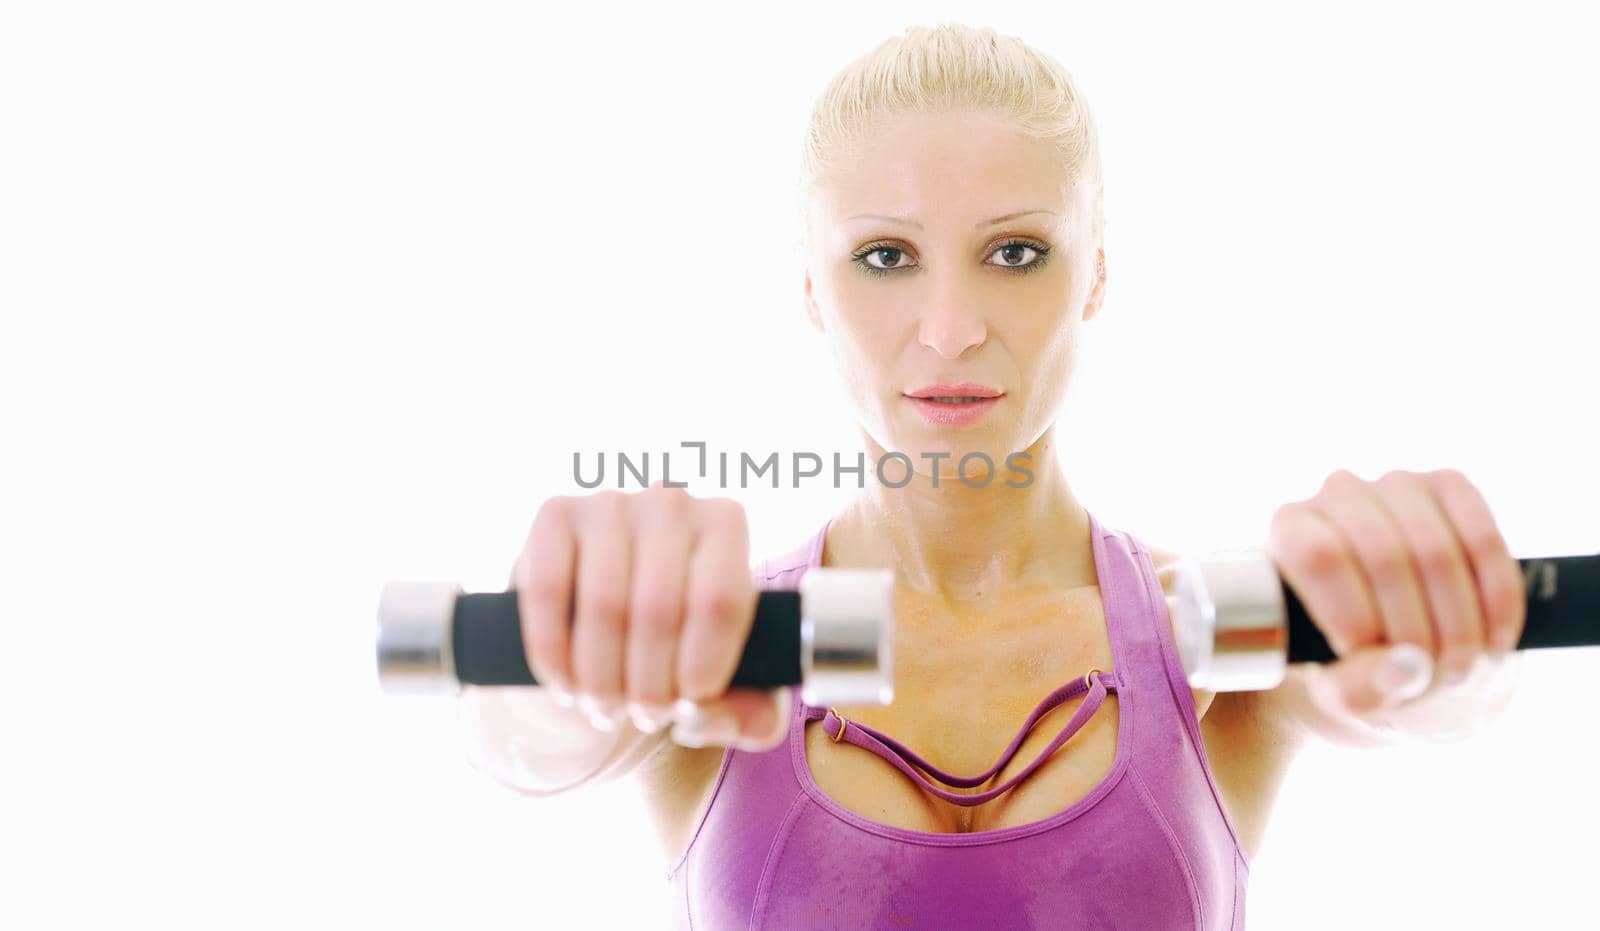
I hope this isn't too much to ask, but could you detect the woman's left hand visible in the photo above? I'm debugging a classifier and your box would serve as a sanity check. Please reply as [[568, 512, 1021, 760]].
[[1265, 468, 1527, 732]]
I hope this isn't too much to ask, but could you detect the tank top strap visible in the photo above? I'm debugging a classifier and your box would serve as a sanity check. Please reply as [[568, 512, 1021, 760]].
[[800, 667, 1123, 806], [1088, 509, 1142, 672], [1088, 512, 1218, 763]]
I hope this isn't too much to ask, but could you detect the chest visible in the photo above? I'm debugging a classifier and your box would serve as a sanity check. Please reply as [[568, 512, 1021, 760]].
[[801, 587, 1135, 834]]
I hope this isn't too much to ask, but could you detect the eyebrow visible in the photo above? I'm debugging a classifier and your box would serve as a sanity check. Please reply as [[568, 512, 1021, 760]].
[[843, 209, 1059, 231]]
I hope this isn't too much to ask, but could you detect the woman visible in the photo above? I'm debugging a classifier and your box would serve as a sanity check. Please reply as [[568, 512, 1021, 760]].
[[461, 23, 1525, 929]]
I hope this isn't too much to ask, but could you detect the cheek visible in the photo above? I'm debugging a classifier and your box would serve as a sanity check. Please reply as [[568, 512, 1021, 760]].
[[825, 293, 901, 370], [830, 328, 894, 409], [1021, 336, 1079, 418], [815, 306, 892, 405]]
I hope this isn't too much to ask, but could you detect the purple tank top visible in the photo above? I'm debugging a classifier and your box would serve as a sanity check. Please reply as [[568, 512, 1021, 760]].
[[665, 510, 1250, 929]]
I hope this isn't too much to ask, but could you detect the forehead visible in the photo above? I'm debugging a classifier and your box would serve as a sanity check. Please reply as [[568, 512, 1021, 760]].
[[811, 109, 1078, 230]]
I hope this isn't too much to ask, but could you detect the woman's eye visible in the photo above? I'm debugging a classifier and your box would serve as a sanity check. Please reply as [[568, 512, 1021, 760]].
[[990, 242, 1042, 268], [861, 246, 914, 271]]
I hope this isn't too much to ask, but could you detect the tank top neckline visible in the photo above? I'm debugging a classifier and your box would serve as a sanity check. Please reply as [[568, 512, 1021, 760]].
[[785, 509, 1138, 846]]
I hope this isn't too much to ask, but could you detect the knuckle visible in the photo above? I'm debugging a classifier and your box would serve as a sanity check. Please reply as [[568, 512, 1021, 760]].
[[1493, 564, 1527, 620], [644, 480, 690, 501], [534, 494, 570, 525], [578, 586, 628, 625], [1376, 469, 1416, 493], [1465, 523, 1503, 557], [1323, 469, 1364, 494], [525, 627, 566, 665], [630, 590, 680, 633], [573, 488, 621, 515], [1417, 544, 1456, 579], [1368, 541, 1410, 583], [577, 493, 629, 535], [700, 496, 748, 530], [523, 565, 567, 605], [1267, 503, 1304, 541], [1503, 556, 1529, 601], [641, 485, 689, 523], [691, 583, 744, 628], [1297, 532, 1344, 579], [1494, 593, 1525, 632], [1273, 508, 1342, 578]]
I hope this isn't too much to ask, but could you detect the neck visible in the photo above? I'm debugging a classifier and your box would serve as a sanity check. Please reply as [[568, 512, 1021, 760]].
[[828, 423, 1094, 604]]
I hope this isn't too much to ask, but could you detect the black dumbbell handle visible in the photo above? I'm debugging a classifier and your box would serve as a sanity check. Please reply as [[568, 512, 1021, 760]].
[[1283, 553, 1600, 663], [452, 590, 803, 687]]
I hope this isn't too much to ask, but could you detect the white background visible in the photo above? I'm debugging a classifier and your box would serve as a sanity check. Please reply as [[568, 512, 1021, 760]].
[[3, 2, 1596, 928]]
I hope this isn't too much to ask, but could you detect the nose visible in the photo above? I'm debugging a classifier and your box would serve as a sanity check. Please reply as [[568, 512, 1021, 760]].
[[916, 297, 988, 360]]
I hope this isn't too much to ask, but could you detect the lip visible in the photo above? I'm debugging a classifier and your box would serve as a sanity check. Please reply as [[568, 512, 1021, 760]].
[[905, 382, 1003, 399], [904, 394, 1002, 427]]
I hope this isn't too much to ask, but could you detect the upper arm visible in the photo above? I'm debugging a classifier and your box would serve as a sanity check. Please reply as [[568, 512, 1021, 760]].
[[1197, 686, 1307, 859]]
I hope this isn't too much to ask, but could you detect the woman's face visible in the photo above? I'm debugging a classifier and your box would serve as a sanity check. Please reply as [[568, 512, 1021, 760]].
[[803, 109, 1105, 480]]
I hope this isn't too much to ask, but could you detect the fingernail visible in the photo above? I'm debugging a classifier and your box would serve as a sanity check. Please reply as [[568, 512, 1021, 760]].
[[670, 703, 739, 747], [579, 694, 624, 731], [669, 702, 706, 745], [547, 685, 576, 708], [672, 697, 703, 722], [627, 701, 675, 733], [1375, 643, 1433, 699]]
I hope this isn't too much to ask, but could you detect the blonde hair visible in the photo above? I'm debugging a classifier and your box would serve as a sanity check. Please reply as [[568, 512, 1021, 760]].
[[797, 22, 1105, 254]]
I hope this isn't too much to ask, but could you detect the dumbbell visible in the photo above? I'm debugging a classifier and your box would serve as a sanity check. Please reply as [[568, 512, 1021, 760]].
[[376, 550, 1599, 703]]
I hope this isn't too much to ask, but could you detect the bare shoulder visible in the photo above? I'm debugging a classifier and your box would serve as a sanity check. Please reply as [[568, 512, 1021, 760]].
[[1145, 542, 1308, 861]]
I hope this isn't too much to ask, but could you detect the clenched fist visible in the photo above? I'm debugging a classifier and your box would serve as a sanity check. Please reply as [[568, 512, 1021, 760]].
[[1266, 468, 1526, 730], [512, 482, 791, 751]]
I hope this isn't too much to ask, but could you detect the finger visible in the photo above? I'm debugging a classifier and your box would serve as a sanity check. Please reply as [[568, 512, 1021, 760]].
[[1425, 469, 1527, 654], [517, 497, 578, 700], [624, 484, 693, 732], [569, 491, 633, 729], [1373, 470, 1486, 682], [676, 497, 757, 703], [1267, 501, 1382, 658], [1304, 642, 1437, 718], [1309, 469, 1435, 654], [671, 687, 793, 751]]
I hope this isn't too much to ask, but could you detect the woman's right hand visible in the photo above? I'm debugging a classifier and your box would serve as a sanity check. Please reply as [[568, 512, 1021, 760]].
[[512, 483, 792, 752]]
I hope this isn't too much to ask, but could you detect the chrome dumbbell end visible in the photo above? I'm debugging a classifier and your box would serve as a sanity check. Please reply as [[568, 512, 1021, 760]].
[[799, 568, 896, 707], [375, 580, 463, 695], [1166, 549, 1289, 693]]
